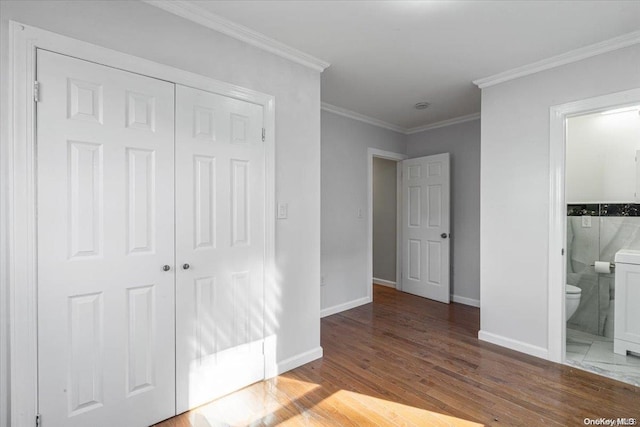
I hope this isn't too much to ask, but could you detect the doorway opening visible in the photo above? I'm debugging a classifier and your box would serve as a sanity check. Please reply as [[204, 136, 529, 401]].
[[548, 88, 640, 387], [367, 149, 452, 304], [564, 107, 640, 386], [367, 148, 406, 301], [373, 157, 400, 290]]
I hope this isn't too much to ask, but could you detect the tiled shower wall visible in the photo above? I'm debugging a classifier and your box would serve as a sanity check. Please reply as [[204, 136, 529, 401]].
[[567, 204, 640, 336]]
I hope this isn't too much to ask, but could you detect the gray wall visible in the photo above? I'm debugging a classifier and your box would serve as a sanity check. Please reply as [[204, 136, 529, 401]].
[[321, 111, 482, 312], [406, 119, 481, 304], [1, 2, 322, 425], [480, 44, 640, 354], [321, 110, 406, 312], [373, 157, 397, 283]]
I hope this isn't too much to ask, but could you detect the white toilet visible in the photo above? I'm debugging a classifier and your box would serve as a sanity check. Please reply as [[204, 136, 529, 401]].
[[566, 284, 582, 321]]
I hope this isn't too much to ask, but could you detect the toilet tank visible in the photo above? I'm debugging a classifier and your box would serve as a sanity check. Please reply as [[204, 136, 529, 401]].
[[614, 249, 640, 356]]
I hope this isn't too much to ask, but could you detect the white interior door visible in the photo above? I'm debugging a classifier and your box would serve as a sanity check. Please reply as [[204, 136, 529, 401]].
[[401, 153, 451, 303], [175, 85, 266, 412], [36, 50, 176, 426]]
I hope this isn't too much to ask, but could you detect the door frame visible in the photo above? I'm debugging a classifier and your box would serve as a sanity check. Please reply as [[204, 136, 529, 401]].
[[367, 148, 407, 300], [5, 21, 276, 426], [547, 87, 640, 363]]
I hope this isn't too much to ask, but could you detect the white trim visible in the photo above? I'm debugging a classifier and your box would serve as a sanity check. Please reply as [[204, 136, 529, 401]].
[[274, 347, 324, 377], [320, 297, 371, 318], [7, 22, 277, 427], [547, 88, 640, 364], [395, 161, 403, 291], [405, 113, 481, 134], [478, 331, 549, 360], [367, 148, 408, 304], [8, 22, 38, 427], [372, 278, 396, 288], [321, 102, 406, 134], [322, 102, 481, 135], [143, 0, 329, 72], [474, 30, 640, 89], [451, 295, 480, 308]]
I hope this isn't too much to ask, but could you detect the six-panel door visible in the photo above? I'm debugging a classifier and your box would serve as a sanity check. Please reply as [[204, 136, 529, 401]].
[[37, 50, 268, 425], [401, 153, 451, 303], [36, 50, 176, 426], [174, 85, 266, 413]]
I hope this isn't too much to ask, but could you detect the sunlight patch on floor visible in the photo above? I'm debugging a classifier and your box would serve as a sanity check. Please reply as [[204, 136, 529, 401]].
[[176, 377, 484, 427], [331, 389, 484, 427]]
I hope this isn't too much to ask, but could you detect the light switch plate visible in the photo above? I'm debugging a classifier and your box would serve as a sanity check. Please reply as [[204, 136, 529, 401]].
[[277, 203, 288, 219]]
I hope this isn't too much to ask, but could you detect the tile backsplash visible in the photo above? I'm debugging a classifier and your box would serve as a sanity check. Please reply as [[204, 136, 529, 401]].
[[568, 203, 640, 217]]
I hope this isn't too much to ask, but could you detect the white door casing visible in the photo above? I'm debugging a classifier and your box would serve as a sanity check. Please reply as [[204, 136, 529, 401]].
[[175, 85, 266, 412], [401, 153, 451, 303], [36, 50, 176, 426]]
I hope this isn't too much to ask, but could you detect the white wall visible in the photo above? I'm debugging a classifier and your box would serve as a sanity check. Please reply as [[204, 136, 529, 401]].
[[407, 119, 481, 305], [321, 110, 406, 313], [0, 2, 322, 424], [566, 110, 640, 203], [373, 157, 397, 283], [480, 44, 640, 356]]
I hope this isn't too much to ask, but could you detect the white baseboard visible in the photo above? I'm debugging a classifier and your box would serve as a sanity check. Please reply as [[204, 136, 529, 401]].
[[478, 330, 549, 360], [321, 296, 371, 318], [451, 294, 480, 307], [266, 346, 323, 378], [373, 277, 396, 288]]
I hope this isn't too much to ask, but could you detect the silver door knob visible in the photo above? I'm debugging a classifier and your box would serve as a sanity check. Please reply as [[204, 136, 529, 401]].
[[162, 265, 171, 271], [182, 263, 190, 270], [441, 233, 448, 239]]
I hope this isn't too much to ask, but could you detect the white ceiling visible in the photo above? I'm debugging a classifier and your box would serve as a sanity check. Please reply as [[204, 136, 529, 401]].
[[167, 1, 640, 130]]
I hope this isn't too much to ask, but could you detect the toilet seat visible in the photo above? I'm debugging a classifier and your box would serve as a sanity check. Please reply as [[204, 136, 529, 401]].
[[566, 284, 581, 294]]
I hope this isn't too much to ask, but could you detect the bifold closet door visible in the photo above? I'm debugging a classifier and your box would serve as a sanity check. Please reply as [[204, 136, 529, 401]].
[[175, 85, 266, 412], [36, 50, 176, 427]]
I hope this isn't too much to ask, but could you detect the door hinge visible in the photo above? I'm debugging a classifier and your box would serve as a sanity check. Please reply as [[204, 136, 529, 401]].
[[561, 248, 565, 256], [33, 81, 40, 103], [262, 128, 265, 142], [35, 414, 41, 427]]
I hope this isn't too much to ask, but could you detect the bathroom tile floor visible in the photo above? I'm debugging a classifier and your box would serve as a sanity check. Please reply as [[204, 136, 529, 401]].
[[566, 328, 640, 387]]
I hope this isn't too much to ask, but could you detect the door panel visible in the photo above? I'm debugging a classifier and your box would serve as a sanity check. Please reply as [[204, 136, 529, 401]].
[[401, 153, 450, 303], [175, 85, 265, 413], [36, 49, 176, 427]]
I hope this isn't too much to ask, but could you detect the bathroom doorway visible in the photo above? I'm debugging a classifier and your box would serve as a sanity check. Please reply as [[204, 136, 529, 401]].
[[549, 89, 640, 386]]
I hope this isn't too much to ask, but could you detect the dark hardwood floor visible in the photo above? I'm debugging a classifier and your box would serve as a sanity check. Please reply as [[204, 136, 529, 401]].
[[157, 285, 639, 426]]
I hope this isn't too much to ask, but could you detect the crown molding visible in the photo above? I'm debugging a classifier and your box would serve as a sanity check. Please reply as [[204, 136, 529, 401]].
[[321, 102, 407, 134], [143, 0, 330, 72], [321, 103, 481, 135], [405, 112, 481, 134], [473, 30, 640, 89]]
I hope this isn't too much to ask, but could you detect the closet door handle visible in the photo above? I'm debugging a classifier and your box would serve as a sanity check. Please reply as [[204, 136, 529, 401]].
[[163, 265, 171, 271], [182, 263, 190, 270]]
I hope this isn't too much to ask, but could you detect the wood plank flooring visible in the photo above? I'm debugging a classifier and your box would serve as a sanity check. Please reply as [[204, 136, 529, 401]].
[[156, 285, 639, 426]]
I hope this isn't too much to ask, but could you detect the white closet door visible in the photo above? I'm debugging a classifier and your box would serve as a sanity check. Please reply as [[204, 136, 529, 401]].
[[175, 85, 265, 412], [36, 50, 176, 427], [401, 153, 451, 303]]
